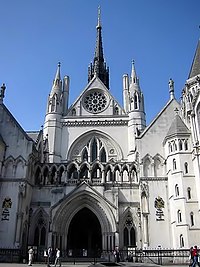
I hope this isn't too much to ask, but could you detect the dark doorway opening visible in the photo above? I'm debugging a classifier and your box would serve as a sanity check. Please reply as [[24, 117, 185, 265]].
[[67, 207, 102, 257]]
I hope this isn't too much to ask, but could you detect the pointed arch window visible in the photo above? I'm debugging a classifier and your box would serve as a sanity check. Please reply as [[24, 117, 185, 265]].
[[134, 93, 138, 109], [82, 148, 88, 161], [91, 138, 98, 162], [58, 167, 64, 184], [123, 214, 136, 247], [168, 142, 173, 153], [33, 212, 47, 247], [187, 187, 191, 200], [190, 212, 194, 226], [122, 167, 129, 182], [35, 167, 42, 185], [50, 167, 57, 184], [144, 158, 151, 177], [91, 165, 102, 179], [173, 159, 177, 170], [68, 165, 78, 179], [106, 167, 113, 182], [177, 210, 182, 223], [173, 141, 177, 151], [78, 136, 108, 164], [184, 140, 188, 150], [175, 184, 179, 197], [100, 147, 106, 162], [43, 167, 49, 185], [51, 94, 58, 112], [72, 108, 76, 116], [178, 140, 183, 151], [184, 162, 188, 174], [114, 166, 120, 182], [180, 234, 184, 248], [80, 165, 89, 179], [114, 106, 119, 115]]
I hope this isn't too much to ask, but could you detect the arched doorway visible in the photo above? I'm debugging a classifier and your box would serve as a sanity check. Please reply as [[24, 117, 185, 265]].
[[67, 207, 102, 257]]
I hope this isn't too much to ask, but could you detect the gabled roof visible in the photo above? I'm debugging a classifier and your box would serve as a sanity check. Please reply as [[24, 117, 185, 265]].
[[1, 104, 35, 142], [51, 181, 116, 211], [188, 40, 200, 79], [139, 98, 179, 138], [67, 75, 125, 115], [165, 114, 190, 138]]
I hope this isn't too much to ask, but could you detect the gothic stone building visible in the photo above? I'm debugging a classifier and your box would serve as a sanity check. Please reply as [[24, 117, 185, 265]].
[[0, 12, 200, 256]]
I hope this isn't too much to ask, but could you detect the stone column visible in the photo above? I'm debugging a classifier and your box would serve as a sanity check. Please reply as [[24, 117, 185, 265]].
[[143, 214, 148, 248]]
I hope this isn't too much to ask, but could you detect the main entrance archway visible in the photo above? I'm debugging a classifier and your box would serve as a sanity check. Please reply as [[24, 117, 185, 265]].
[[67, 207, 102, 257]]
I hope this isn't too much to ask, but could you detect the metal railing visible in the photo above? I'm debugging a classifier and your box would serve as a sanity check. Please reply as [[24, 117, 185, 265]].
[[0, 248, 190, 265]]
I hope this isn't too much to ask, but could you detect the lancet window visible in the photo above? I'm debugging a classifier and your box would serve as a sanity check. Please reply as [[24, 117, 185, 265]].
[[184, 162, 188, 174], [81, 137, 107, 163], [180, 234, 184, 248], [187, 187, 191, 199], [175, 184, 179, 197], [177, 210, 182, 223], [190, 212, 194, 226]]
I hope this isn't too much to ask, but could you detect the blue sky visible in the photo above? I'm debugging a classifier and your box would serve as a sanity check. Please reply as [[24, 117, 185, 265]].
[[0, 0, 199, 131]]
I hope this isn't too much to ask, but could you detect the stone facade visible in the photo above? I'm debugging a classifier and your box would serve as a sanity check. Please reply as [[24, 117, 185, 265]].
[[0, 12, 200, 254]]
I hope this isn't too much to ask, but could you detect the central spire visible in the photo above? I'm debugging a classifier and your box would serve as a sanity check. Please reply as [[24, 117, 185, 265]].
[[88, 6, 109, 89]]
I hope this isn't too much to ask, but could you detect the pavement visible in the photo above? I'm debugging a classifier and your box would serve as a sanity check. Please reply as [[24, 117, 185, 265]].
[[0, 262, 186, 267]]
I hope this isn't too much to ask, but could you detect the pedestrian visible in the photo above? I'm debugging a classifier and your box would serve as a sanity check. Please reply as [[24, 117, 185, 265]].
[[191, 245, 200, 267], [54, 248, 61, 267], [189, 247, 194, 267], [47, 247, 52, 267], [114, 246, 120, 263], [44, 249, 48, 264], [28, 246, 34, 266]]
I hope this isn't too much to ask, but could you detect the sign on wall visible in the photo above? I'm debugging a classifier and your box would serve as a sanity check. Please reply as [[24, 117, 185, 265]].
[[1, 197, 12, 221], [154, 196, 165, 221]]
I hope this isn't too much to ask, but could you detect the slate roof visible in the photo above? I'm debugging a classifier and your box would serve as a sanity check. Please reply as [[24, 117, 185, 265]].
[[166, 114, 190, 138], [188, 40, 200, 79], [26, 131, 40, 143]]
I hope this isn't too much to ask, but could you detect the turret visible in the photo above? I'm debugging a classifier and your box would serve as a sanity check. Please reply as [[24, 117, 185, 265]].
[[43, 63, 64, 163], [125, 61, 146, 132], [163, 111, 193, 247], [46, 62, 63, 114], [125, 61, 146, 161]]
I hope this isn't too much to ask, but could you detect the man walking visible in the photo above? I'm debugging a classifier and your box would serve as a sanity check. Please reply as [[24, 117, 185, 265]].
[[54, 248, 61, 267], [47, 247, 52, 267], [28, 247, 34, 266]]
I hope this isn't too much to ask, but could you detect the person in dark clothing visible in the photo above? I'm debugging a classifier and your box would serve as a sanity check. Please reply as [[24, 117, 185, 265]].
[[189, 247, 194, 267], [191, 245, 200, 267], [114, 246, 120, 263]]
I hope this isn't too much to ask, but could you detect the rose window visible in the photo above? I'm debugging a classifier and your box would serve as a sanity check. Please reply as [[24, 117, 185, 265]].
[[83, 90, 108, 113]]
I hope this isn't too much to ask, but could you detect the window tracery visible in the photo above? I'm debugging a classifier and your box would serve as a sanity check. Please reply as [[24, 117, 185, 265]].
[[123, 212, 136, 247]]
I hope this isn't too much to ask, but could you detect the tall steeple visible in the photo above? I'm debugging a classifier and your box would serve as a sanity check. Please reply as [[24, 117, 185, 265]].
[[88, 6, 109, 89]]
